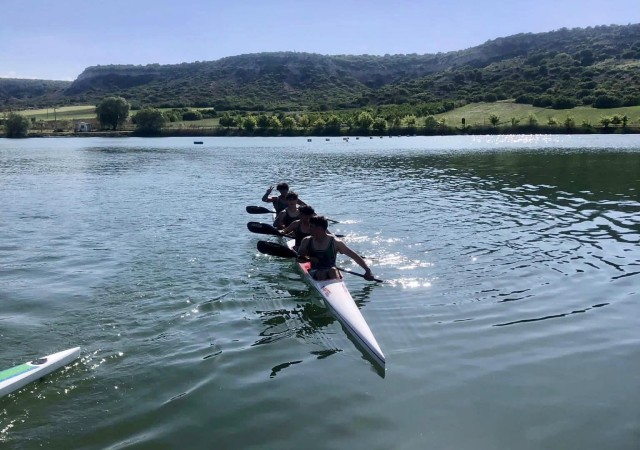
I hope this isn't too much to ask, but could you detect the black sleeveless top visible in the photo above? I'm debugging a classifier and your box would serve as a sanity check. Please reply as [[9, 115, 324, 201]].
[[293, 223, 311, 247], [307, 236, 337, 270], [274, 197, 288, 213], [282, 209, 299, 227]]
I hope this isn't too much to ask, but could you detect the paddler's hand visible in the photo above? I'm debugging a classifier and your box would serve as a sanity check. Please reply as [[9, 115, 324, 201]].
[[364, 269, 375, 281]]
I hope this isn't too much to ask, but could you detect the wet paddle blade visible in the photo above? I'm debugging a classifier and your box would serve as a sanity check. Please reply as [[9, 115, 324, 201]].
[[247, 222, 280, 236], [257, 241, 297, 258], [246, 205, 274, 214]]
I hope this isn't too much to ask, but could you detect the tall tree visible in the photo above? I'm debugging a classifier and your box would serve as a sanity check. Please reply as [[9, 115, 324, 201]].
[[282, 116, 296, 130], [424, 115, 438, 129], [325, 115, 341, 133], [4, 112, 30, 138], [242, 115, 257, 131], [298, 115, 310, 129], [403, 115, 417, 127], [355, 111, 374, 130], [256, 114, 270, 129], [268, 115, 282, 130], [372, 117, 387, 132], [96, 96, 130, 130]]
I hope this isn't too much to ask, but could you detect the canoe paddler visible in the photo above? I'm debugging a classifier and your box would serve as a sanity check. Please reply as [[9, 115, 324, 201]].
[[274, 191, 302, 229], [279, 205, 315, 250], [262, 182, 306, 213], [297, 215, 375, 281]]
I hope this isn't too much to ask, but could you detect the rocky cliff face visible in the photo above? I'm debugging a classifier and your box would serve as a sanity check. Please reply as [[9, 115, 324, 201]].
[[68, 70, 160, 94]]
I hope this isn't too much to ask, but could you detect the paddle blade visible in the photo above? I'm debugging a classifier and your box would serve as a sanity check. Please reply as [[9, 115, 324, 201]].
[[257, 241, 297, 258], [246, 205, 274, 214], [247, 222, 281, 236]]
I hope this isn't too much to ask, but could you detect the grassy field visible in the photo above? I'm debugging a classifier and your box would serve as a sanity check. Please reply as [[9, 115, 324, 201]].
[[437, 102, 640, 127], [7, 106, 221, 128], [12, 105, 96, 121], [164, 117, 220, 128]]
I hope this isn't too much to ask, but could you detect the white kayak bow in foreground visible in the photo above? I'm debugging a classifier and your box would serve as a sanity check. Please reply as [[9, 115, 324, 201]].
[[0, 347, 81, 398]]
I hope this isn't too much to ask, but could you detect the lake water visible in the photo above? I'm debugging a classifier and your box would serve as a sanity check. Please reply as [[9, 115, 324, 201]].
[[0, 135, 638, 450]]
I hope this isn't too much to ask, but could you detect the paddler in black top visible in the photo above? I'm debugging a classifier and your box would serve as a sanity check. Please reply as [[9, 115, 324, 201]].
[[279, 205, 315, 250], [297, 215, 375, 281], [262, 182, 306, 213], [274, 192, 302, 229]]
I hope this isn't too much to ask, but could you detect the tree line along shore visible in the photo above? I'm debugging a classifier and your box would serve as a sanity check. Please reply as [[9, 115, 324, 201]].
[[3, 96, 640, 138]]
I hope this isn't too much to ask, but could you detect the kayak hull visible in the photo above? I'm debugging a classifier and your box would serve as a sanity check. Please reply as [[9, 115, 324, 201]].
[[285, 240, 385, 368], [0, 347, 81, 398]]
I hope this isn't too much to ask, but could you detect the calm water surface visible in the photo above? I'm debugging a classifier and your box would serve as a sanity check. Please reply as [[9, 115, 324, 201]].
[[0, 135, 639, 450]]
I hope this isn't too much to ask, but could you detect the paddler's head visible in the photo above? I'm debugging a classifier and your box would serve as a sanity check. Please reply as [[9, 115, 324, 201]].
[[309, 215, 329, 235], [276, 182, 289, 195], [285, 191, 299, 207], [299, 205, 315, 223]]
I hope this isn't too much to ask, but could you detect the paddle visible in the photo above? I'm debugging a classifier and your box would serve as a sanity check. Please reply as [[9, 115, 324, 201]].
[[257, 240, 296, 258], [247, 221, 292, 238], [247, 221, 345, 238], [256, 241, 383, 282], [246, 205, 276, 214], [246, 205, 339, 224]]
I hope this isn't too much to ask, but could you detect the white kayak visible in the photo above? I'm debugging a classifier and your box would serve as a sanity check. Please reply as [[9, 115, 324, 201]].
[[0, 347, 81, 398], [286, 240, 385, 367]]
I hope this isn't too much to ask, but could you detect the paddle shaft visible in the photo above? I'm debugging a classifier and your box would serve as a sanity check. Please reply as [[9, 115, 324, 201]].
[[336, 267, 383, 283]]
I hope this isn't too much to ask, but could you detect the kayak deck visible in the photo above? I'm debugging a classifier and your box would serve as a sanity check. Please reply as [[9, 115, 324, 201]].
[[0, 347, 81, 398], [285, 240, 385, 368]]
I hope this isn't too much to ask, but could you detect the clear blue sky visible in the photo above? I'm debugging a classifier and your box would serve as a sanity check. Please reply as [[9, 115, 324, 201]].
[[1, 0, 638, 81]]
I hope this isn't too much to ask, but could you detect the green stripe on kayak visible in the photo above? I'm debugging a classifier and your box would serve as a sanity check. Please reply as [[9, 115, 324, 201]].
[[0, 363, 36, 383]]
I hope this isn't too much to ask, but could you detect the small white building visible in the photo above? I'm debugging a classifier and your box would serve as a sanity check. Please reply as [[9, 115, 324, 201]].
[[75, 122, 91, 132]]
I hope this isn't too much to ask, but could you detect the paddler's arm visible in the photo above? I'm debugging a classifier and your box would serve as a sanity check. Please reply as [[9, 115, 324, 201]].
[[280, 220, 299, 237], [262, 185, 274, 203], [297, 237, 318, 265], [273, 210, 286, 229], [336, 240, 375, 281]]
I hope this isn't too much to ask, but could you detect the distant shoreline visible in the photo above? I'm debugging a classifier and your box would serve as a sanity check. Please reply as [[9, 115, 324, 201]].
[[15, 127, 640, 138]]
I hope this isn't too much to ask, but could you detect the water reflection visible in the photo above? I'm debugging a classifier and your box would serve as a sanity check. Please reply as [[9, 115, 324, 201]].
[[494, 302, 610, 327], [81, 146, 173, 175], [252, 302, 335, 347], [269, 360, 302, 378], [251, 270, 386, 376]]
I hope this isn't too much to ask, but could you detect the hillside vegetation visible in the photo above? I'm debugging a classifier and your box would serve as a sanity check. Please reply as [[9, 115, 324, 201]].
[[1, 24, 639, 115]]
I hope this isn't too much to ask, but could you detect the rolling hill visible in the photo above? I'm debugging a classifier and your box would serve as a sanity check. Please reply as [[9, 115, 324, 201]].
[[1, 23, 639, 112]]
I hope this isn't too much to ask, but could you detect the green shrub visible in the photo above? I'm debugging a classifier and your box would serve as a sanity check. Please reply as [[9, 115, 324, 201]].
[[552, 97, 578, 109], [134, 108, 166, 134], [515, 94, 535, 104], [182, 110, 203, 121], [594, 94, 622, 108]]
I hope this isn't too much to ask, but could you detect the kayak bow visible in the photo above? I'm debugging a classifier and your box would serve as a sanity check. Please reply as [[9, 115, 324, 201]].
[[285, 239, 385, 368], [0, 347, 81, 398]]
